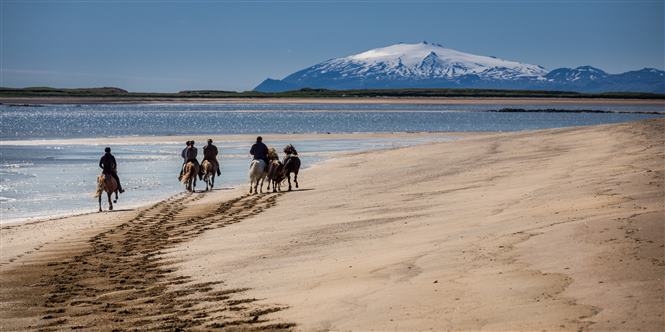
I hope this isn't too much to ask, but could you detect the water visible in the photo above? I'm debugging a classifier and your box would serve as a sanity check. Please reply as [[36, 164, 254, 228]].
[[1, 102, 663, 223], [0, 135, 453, 223], [1, 102, 662, 140]]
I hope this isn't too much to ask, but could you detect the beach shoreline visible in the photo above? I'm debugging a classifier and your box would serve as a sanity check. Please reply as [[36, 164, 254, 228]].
[[0, 132, 465, 225], [1, 119, 663, 330]]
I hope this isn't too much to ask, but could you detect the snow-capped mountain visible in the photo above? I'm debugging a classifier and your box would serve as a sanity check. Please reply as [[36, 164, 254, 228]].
[[297, 42, 546, 81], [254, 42, 665, 93], [545, 66, 609, 82]]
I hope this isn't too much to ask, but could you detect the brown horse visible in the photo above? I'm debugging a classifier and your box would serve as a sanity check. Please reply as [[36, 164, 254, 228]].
[[266, 159, 285, 192], [94, 172, 118, 212], [201, 159, 216, 191], [181, 161, 198, 192]]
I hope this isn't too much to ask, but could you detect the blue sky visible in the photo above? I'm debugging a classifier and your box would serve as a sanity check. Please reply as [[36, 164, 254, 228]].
[[1, 0, 663, 92]]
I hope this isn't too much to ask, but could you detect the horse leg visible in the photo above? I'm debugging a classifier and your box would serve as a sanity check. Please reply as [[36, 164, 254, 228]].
[[108, 192, 113, 211], [113, 190, 118, 203], [287, 173, 292, 191], [98, 195, 102, 212], [294, 171, 299, 189]]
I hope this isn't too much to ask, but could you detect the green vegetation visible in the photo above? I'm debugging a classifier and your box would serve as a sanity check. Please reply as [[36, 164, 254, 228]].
[[0, 87, 130, 97], [1, 86, 663, 100]]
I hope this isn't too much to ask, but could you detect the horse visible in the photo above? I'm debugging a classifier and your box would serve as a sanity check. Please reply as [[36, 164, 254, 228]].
[[283, 144, 301, 191], [248, 159, 267, 194], [267, 159, 285, 192], [201, 160, 216, 191], [181, 161, 198, 192], [265, 147, 281, 192], [94, 172, 118, 212]]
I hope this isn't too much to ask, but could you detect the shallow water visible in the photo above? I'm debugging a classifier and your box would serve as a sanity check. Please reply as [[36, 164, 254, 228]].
[[0, 136, 452, 223]]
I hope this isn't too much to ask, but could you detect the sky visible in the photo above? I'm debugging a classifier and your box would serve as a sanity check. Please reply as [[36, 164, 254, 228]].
[[1, 0, 664, 92]]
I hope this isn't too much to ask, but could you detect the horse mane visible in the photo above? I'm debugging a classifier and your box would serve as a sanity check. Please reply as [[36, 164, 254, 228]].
[[268, 147, 279, 160], [284, 144, 298, 156]]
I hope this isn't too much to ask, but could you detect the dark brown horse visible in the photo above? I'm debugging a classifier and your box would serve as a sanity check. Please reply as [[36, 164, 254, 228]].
[[283, 144, 301, 191], [95, 172, 118, 212]]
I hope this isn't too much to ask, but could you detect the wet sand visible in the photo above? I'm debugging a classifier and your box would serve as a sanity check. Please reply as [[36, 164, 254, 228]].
[[1, 119, 663, 331]]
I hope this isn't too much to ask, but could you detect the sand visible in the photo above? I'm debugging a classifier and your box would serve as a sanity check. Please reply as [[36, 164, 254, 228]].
[[1, 119, 663, 331]]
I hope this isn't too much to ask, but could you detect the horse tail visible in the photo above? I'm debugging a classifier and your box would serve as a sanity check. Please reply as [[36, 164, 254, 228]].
[[94, 175, 105, 198], [181, 162, 196, 184], [248, 160, 258, 179], [203, 160, 213, 175], [249, 159, 266, 179]]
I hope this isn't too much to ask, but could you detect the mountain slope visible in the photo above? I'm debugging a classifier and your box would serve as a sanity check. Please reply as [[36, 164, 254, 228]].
[[254, 42, 665, 93]]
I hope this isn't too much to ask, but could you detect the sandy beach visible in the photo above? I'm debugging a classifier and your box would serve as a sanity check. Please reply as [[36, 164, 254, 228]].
[[1, 119, 663, 331]]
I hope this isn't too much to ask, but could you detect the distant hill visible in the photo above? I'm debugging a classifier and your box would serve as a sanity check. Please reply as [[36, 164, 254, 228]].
[[0, 87, 129, 96], [254, 42, 665, 94]]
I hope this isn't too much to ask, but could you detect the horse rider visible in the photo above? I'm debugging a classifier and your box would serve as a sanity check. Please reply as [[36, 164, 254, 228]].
[[250, 136, 269, 165], [178, 140, 189, 180], [99, 147, 125, 193], [180, 140, 202, 180], [203, 138, 222, 176]]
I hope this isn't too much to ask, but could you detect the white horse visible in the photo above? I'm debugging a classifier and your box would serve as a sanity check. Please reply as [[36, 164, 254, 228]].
[[248, 159, 267, 194]]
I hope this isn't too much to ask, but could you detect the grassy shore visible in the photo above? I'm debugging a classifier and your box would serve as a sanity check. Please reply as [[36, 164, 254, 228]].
[[1, 86, 664, 105]]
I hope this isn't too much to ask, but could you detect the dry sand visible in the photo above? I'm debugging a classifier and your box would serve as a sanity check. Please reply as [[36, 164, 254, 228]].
[[1, 119, 663, 331]]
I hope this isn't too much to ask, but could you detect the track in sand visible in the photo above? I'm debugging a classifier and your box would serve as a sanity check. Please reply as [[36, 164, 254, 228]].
[[0, 192, 295, 331]]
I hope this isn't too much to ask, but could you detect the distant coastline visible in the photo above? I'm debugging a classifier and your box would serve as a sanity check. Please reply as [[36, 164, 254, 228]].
[[1, 86, 665, 106]]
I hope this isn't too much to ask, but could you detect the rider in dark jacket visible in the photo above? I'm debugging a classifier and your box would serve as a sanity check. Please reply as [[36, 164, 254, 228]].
[[99, 147, 124, 193], [179, 140, 202, 180], [203, 138, 222, 176], [250, 136, 269, 165]]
